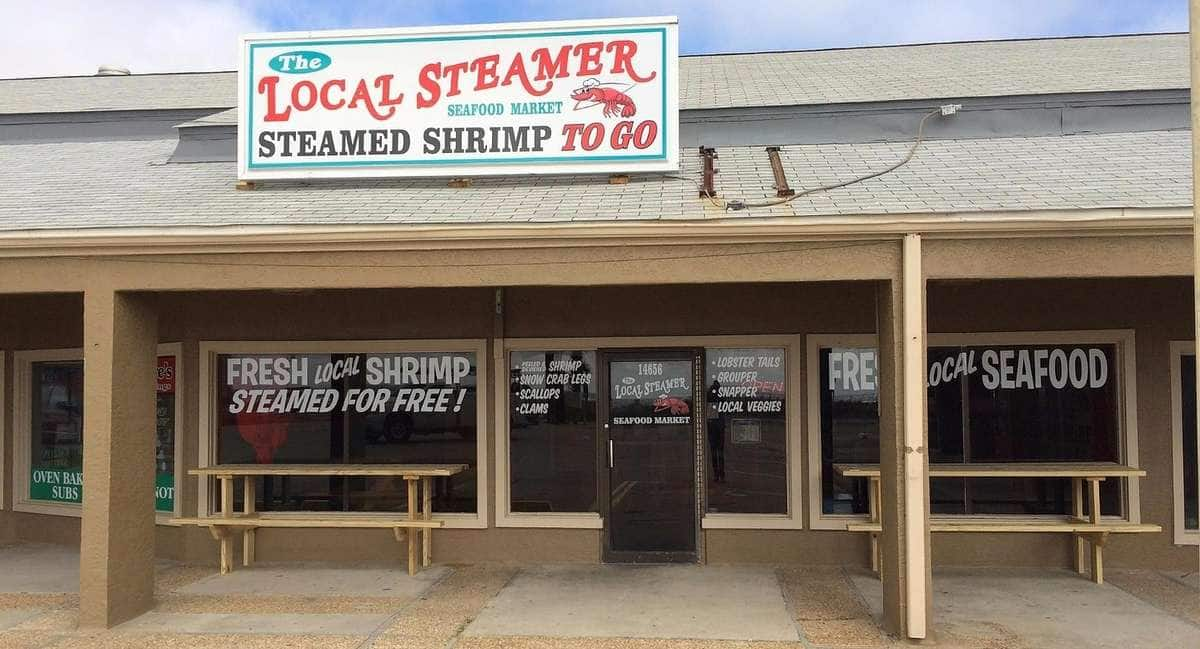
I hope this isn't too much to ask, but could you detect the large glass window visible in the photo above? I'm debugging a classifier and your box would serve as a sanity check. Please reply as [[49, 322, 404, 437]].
[[820, 347, 879, 515], [27, 355, 177, 512], [820, 342, 1123, 517], [214, 351, 478, 513], [155, 355, 177, 513], [1180, 354, 1198, 533], [705, 348, 788, 515], [508, 351, 597, 513], [30, 361, 85, 504]]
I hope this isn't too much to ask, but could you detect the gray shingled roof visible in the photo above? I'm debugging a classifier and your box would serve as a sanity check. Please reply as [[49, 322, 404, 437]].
[[681, 33, 1188, 109], [0, 33, 1187, 115], [0, 129, 1188, 233]]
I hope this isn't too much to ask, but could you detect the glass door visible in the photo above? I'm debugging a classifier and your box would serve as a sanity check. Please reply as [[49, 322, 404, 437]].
[[601, 349, 698, 562]]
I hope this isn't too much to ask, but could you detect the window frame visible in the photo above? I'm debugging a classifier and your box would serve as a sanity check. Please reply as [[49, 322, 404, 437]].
[[1169, 340, 1198, 546], [197, 339, 488, 529], [12, 344, 184, 523], [807, 330, 1140, 530], [497, 335, 804, 530]]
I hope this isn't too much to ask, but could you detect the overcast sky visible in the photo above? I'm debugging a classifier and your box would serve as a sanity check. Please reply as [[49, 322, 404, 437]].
[[2, 0, 1188, 78]]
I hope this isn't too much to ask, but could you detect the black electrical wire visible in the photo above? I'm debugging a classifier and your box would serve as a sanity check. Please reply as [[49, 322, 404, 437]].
[[719, 107, 946, 211]]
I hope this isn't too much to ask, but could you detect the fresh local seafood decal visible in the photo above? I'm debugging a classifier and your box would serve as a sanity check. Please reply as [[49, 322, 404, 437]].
[[239, 18, 679, 178], [826, 347, 1111, 392]]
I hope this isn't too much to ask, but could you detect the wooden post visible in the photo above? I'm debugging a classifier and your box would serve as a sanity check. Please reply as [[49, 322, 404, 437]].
[[219, 475, 234, 574], [1087, 478, 1104, 583], [243, 476, 256, 567], [209, 527, 231, 576], [1090, 533, 1108, 584], [422, 477, 433, 567], [869, 476, 881, 575], [1191, 0, 1200, 581], [1088, 478, 1102, 524], [1072, 477, 1085, 574], [875, 235, 931, 640], [406, 477, 419, 575]]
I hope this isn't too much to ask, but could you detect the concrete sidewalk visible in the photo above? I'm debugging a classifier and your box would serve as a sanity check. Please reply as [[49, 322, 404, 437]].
[[464, 564, 800, 641], [852, 567, 1200, 649], [0, 543, 1196, 648], [0, 542, 80, 593]]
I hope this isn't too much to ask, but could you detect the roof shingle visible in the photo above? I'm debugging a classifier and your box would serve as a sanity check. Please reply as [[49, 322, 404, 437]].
[[0, 129, 1188, 233], [0, 33, 1187, 115]]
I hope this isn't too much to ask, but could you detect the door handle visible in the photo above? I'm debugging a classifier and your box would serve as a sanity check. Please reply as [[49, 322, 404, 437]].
[[609, 439, 614, 468]]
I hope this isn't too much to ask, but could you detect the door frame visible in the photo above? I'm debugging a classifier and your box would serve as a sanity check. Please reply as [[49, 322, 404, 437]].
[[598, 347, 704, 563]]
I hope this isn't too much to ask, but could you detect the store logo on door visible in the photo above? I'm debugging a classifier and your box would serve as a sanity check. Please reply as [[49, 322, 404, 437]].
[[610, 361, 692, 426]]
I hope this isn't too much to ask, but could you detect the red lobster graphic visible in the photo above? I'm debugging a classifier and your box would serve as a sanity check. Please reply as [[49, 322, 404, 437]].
[[571, 78, 636, 118], [653, 395, 690, 415], [235, 411, 289, 464]]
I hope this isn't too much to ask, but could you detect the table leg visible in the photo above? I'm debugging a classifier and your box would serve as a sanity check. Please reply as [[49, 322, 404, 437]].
[[1086, 478, 1104, 583], [422, 477, 433, 568], [1087, 478, 1103, 524], [243, 476, 256, 567], [210, 527, 232, 575], [1089, 532, 1108, 584], [406, 477, 418, 576], [219, 476, 234, 574], [869, 477, 881, 577], [1072, 478, 1085, 574]]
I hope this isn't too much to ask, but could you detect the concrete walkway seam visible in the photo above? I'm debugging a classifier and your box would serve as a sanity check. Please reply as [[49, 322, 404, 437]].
[[356, 566, 458, 649]]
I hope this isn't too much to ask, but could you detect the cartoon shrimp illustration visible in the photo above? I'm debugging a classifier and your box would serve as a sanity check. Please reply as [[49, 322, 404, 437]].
[[571, 78, 637, 118], [653, 394, 690, 415]]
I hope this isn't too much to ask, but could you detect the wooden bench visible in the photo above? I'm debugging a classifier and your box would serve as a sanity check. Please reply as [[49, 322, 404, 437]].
[[833, 462, 1162, 584], [173, 463, 467, 575]]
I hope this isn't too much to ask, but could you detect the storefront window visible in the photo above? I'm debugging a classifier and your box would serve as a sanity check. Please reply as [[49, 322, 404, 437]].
[[820, 348, 879, 515], [214, 351, 478, 513], [28, 355, 177, 512], [1181, 354, 1198, 532], [820, 343, 1122, 517], [508, 351, 597, 513], [155, 356, 177, 512], [30, 361, 85, 504], [704, 348, 787, 514]]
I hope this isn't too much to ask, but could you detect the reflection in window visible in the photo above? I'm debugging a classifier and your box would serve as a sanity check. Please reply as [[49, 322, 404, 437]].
[[820, 344, 1123, 517], [1182, 355, 1198, 531], [215, 352, 478, 513], [705, 348, 787, 515], [508, 351, 597, 513]]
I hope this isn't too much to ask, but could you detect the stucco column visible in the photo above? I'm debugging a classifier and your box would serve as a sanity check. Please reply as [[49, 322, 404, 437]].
[[1189, 0, 1200, 574], [875, 234, 932, 639], [79, 290, 159, 628]]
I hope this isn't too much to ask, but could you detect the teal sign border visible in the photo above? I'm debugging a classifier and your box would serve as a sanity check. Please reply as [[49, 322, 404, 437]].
[[246, 27, 670, 170]]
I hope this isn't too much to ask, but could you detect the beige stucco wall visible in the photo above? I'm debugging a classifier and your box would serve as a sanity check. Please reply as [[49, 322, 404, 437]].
[[0, 276, 1193, 570]]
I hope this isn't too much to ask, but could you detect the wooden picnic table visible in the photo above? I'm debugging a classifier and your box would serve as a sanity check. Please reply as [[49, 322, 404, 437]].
[[174, 463, 467, 575], [833, 462, 1159, 584]]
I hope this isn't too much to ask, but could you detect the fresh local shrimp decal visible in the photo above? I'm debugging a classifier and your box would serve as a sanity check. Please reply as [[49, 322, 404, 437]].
[[224, 354, 475, 416], [240, 18, 679, 179]]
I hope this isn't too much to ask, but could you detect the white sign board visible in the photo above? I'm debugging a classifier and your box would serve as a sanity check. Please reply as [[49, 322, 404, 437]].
[[238, 17, 679, 180]]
